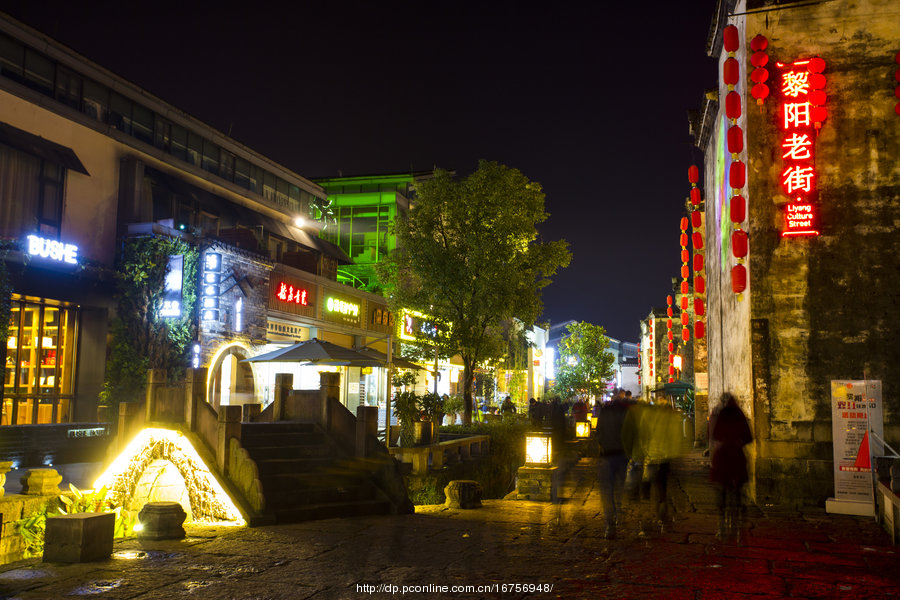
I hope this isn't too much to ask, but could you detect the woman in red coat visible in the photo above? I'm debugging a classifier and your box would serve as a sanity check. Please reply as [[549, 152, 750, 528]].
[[709, 393, 753, 541]]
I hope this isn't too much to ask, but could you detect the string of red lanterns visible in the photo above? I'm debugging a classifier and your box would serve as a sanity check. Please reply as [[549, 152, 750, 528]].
[[750, 34, 770, 105], [688, 166, 706, 340], [666, 294, 675, 383], [724, 24, 748, 299]]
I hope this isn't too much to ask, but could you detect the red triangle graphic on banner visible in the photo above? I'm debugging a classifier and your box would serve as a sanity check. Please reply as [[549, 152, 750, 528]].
[[854, 431, 871, 469]]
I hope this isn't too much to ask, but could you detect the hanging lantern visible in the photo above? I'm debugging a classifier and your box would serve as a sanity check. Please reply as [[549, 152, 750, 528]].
[[680, 280, 690, 294], [681, 249, 690, 263], [695, 321, 706, 339], [751, 83, 770, 104], [693, 253, 704, 272], [731, 264, 747, 294], [750, 67, 769, 83], [682, 327, 691, 342], [681, 312, 690, 326], [695, 276, 706, 295], [730, 195, 746, 223], [727, 125, 744, 154], [750, 51, 769, 68], [680, 233, 689, 247], [807, 56, 826, 74], [692, 232, 704, 250], [681, 264, 690, 278], [723, 25, 739, 53], [667, 319, 673, 329], [666, 295, 673, 306], [667, 306, 674, 317], [730, 161, 746, 189], [669, 365, 675, 375], [694, 297, 705, 316], [680, 217, 689, 231], [690, 187, 702, 206], [750, 34, 768, 52], [680, 296, 689, 310], [811, 106, 828, 127], [810, 73, 827, 89], [688, 165, 700, 184], [667, 342, 674, 352], [667, 330, 674, 341], [809, 90, 826, 106], [732, 229, 749, 258], [723, 57, 740, 86], [691, 211, 703, 229], [725, 91, 742, 119]]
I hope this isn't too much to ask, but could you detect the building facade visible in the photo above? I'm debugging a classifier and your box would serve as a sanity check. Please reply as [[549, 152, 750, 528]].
[[693, 0, 899, 504]]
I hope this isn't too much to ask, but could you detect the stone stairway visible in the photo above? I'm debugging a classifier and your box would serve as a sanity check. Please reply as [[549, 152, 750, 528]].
[[240, 422, 393, 523]]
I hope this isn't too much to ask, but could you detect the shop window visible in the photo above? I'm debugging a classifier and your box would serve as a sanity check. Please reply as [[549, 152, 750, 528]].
[[3, 297, 78, 426]]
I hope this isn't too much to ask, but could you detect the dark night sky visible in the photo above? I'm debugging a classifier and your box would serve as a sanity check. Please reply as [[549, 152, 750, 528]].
[[2, 1, 718, 342]]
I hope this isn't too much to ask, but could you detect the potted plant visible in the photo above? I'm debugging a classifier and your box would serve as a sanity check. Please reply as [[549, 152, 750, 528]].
[[419, 392, 444, 443], [444, 395, 465, 425], [391, 370, 421, 446]]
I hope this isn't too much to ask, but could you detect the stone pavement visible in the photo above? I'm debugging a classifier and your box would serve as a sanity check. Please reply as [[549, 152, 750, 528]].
[[1, 450, 898, 599]]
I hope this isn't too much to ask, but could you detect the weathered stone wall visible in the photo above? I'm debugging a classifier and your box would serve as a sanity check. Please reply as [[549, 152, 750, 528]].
[[740, 0, 900, 504]]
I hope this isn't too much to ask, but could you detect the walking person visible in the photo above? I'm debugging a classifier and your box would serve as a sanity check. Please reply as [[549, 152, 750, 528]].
[[709, 392, 753, 541], [595, 389, 630, 539]]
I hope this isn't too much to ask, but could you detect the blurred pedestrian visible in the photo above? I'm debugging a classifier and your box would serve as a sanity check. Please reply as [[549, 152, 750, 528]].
[[637, 394, 683, 534], [709, 392, 753, 541], [595, 390, 630, 539], [501, 395, 516, 416]]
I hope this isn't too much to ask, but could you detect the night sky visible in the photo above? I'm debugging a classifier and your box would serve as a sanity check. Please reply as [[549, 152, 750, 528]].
[[3, 1, 718, 342]]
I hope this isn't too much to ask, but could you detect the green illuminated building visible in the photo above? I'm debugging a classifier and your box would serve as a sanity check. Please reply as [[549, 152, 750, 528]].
[[314, 172, 432, 292]]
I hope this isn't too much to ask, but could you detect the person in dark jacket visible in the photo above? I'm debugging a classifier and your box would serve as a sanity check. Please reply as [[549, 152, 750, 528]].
[[595, 389, 630, 539], [709, 392, 753, 541]]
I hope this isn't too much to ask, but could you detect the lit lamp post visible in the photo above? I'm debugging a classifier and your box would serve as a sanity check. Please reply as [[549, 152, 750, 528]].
[[517, 431, 557, 501], [574, 421, 591, 439]]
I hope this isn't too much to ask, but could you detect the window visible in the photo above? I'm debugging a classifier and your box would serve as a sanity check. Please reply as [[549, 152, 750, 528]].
[[0, 32, 25, 83], [219, 149, 235, 183], [0, 142, 65, 238], [170, 124, 188, 162], [37, 161, 64, 237], [132, 103, 154, 145], [187, 132, 202, 166], [54, 66, 82, 110], [81, 78, 107, 122], [234, 157, 250, 189], [262, 170, 276, 203], [109, 91, 133, 134], [22, 49, 53, 96], [201, 138, 219, 174]]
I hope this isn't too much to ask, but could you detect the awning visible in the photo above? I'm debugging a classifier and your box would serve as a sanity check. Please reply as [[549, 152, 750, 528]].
[[354, 347, 424, 370], [0, 121, 89, 175]]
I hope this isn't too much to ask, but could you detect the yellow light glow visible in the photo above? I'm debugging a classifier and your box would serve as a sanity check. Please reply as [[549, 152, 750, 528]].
[[205, 341, 254, 401], [590, 416, 598, 429], [525, 433, 552, 465], [575, 421, 591, 438], [94, 428, 244, 526], [673, 355, 683, 370]]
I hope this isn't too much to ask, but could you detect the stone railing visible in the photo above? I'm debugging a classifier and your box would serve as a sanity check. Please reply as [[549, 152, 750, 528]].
[[389, 435, 491, 475]]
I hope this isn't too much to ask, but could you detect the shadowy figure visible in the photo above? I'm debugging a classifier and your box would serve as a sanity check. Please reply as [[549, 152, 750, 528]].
[[636, 395, 684, 534], [709, 392, 753, 541], [595, 389, 630, 539]]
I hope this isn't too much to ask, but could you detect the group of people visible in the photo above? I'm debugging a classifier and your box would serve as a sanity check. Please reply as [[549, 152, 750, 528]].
[[593, 388, 752, 541]]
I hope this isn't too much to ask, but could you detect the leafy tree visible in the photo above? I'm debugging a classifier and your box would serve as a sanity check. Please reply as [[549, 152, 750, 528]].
[[552, 321, 616, 400], [377, 161, 571, 424]]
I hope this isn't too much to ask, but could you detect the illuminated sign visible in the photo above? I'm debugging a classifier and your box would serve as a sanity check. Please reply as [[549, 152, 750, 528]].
[[399, 309, 439, 342], [160, 255, 184, 318], [323, 293, 361, 326], [200, 252, 221, 321], [777, 58, 826, 237], [26, 234, 78, 265], [326, 296, 359, 316], [276, 281, 308, 306]]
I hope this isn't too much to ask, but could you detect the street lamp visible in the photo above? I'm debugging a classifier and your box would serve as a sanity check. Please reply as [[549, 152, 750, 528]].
[[525, 431, 552, 465], [575, 421, 591, 439]]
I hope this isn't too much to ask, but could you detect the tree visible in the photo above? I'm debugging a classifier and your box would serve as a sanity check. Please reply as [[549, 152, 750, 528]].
[[377, 161, 571, 424], [552, 321, 616, 401]]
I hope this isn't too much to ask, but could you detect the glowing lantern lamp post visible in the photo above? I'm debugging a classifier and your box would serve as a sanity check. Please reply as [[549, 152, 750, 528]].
[[575, 421, 591, 439], [517, 431, 557, 502]]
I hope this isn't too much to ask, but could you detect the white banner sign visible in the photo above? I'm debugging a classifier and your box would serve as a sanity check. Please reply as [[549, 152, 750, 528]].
[[830, 380, 883, 504]]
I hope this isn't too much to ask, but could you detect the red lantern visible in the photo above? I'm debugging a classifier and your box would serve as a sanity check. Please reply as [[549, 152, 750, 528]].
[[694, 297, 705, 316], [750, 67, 769, 83], [667, 307, 673, 317], [667, 319, 673, 329], [669, 365, 675, 375], [680, 233, 689, 247], [690, 187, 702, 206], [723, 25, 739, 53], [732, 229, 749, 258], [723, 57, 739, 86], [681, 312, 690, 326], [691, 211, 703, 229], [695, 321, 705, 339], [731, 264, 747, 294], [751, 83, 770, 103], [811, 106, 828, 124], [808, 90, 826, 106], [730, 195, 746, 223], [692, 231, 704, 249], [730, 161, 746, 189], [681, 264, 690, 279], [750, 51, 769, 68], [688, 165, 699, 184], [667, 342, 674, 352], [807, 57, 826, 74], [666, 295, 673, 305], [681, 249, 690, 263], [682, 327, 691, 342], [680, 217, 689, 231], [680, 280, 690, 294], [680, 296, 689, 310], [695, 276, 706, 295], [750, 34, 768, 52], [667, 330, 674, 341], [693, 253, 704, 272], [809, 73, 826, 89], [725, 91, 742, 120], [727, 125, 744, 154]]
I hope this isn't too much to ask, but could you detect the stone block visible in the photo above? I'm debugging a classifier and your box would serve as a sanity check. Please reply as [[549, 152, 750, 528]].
[[516, 466, 558, 502], [138, 501, 187, 540], [0, 462, 12, 497], [43, 512, 115, 563], [20, 469, 62, 495], [444, 480, 482, 509]]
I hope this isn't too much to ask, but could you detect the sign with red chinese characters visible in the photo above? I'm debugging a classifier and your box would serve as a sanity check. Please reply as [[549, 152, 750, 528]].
[[829, 380, 882, 513], [276, 281, 309, 306], [777, 58, 826, 237], [268, 271, 316, 317]]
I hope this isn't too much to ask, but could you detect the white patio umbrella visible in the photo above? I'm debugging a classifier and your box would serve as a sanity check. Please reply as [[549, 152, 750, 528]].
[[242, 338, 381, 367]]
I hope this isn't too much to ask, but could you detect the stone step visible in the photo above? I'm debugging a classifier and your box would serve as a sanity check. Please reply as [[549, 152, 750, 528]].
[[272, 498, 392, 523], [241, 431, 329, 448], [245, 444, 334, 460], [264, 483, 378, 508], [241, 422, 317, 435], [254, 457, 338, 476]]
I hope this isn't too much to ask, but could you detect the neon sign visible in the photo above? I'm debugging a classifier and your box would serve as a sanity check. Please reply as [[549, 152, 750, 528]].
[[777, 58, 826, 237], [200, 252, 221, 321], [326, 296, 359, 317], [276, 282, 308, 306], [26, 234, 78, 265]]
